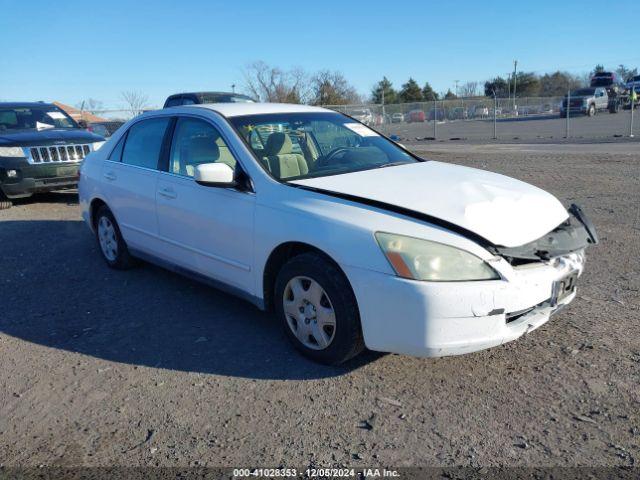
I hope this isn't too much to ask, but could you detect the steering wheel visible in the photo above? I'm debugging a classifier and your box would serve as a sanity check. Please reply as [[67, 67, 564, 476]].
[[315, 147, 350, 168]]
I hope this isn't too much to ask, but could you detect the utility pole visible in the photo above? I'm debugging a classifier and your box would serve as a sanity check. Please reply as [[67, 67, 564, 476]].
[[512, 60, 518, 110], [631, 86, 635, 138], [454, 80, 459, 98], [433, 99, 437, 139], [565, 89, 570, 138], [381, 85, 386, 129]]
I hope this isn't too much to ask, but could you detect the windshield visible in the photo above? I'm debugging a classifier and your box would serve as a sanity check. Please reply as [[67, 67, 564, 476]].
[[230, 112, 419, 181], [0, 105, 78, 131], [571, 88, 595, 96]]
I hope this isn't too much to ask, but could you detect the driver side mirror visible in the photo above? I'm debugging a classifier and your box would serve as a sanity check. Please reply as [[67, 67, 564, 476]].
[[194, 163, 236, 188]]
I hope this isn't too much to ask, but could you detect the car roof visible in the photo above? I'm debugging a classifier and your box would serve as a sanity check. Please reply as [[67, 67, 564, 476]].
[[0, 102, 56, 108], [169, 91, 250, 97], [185, 102, 330, 117]]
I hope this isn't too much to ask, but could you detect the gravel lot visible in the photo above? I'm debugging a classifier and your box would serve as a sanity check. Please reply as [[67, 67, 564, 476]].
[[0, 144, 638, 469]]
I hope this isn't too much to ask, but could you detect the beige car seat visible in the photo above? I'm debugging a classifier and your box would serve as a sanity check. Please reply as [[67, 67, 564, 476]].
[[180, 136, 236, 177], [263, 132, 308, 179]]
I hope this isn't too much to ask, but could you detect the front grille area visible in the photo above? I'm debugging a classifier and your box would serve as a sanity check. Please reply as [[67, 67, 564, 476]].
[[28, 144, 91, 164]]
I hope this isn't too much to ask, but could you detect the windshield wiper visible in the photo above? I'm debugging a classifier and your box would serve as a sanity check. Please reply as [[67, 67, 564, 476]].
[[376, 161, 410, 169]]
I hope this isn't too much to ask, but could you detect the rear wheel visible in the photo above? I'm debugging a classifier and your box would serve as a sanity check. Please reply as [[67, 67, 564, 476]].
[[94, 205, 137, 269], [275, 252, 364, 365], [0, 191, 11, 210]]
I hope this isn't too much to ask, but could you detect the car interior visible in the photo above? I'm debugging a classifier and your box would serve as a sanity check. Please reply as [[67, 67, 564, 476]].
[[172, 132, 236, 177]]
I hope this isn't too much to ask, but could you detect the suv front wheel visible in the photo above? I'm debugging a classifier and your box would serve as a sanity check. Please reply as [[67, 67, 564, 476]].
[[275, 252, 364, 365], [94, 205, 137, 269], [0, 191, 12, 210]]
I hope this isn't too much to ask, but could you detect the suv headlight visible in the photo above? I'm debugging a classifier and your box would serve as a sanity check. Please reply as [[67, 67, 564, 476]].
[[0, 147, 26, 157], [375, 232, 500, 281]]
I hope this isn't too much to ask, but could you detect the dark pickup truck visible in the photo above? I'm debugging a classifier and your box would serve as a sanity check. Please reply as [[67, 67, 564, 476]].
[[0, 102, 105, 209]]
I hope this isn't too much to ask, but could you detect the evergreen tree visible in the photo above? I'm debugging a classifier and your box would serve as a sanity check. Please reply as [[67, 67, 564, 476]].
[[399, 78, 423, 103], [444, 89, 457, 100], [421, 82, 439, 101], [371, 77, 397, 104]]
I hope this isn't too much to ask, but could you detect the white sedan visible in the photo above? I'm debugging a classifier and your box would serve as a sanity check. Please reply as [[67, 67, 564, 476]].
[[79, 103, 597, 365]]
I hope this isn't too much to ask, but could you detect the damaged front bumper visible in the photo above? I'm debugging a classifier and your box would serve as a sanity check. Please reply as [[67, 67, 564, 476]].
[[344, 204, 597, 358], [345, 250, 585, 357]]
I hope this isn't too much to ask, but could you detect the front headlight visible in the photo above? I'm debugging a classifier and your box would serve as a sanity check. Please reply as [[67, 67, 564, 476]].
[[375, 232, 500, 281], [0, 147, 26, 157], [92, 141, 105, 151]]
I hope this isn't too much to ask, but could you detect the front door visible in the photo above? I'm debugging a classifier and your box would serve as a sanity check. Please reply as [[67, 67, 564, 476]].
[[155, 116, 255, 293]]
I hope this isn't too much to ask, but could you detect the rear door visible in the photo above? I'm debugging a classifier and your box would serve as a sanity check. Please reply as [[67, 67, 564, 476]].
[[101, 116, 171, 256], [155, 115, 255, 293]]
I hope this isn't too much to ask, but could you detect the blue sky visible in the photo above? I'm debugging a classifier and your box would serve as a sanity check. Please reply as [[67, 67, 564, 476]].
[[1, 0, 639, 109]]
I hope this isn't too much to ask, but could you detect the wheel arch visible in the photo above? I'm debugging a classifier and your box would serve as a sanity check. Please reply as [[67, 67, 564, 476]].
[[89, 197, 108, 231], [261, 241, 352, 313]]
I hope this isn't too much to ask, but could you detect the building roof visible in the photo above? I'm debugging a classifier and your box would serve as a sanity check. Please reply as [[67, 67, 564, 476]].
[[53, 102, 107, 123]]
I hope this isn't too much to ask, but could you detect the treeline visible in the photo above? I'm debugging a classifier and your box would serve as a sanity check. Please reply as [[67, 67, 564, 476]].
[[241, 62, 639, 105]]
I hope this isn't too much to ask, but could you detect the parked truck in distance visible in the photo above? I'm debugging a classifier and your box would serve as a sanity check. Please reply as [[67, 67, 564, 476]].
[[560, 88, 609, 117], [590, 72, 632, 113]]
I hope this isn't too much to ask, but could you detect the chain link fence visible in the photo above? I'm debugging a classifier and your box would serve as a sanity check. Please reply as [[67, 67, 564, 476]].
[[74, 98, 637, 141], [325, 96, 638, 141]]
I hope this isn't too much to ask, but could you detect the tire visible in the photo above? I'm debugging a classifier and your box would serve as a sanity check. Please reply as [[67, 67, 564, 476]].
[[587, 104, 595, 117], [94, 205, 137, 270], [0, 191, 11, 210], [274, 252, 364, 365]]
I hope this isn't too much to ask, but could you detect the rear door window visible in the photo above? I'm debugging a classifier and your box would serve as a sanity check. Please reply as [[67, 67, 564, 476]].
[[121, 118, 170, 169]]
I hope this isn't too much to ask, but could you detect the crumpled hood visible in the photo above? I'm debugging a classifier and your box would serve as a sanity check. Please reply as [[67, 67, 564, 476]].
[[291, 161, 569, 248]]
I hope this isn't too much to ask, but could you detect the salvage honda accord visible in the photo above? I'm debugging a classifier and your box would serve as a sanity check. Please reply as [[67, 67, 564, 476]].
[[79, 103, 597, 365]]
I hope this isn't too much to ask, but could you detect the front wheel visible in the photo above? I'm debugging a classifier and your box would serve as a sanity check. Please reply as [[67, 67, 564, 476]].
[[587, 104, 595, 116], [0, 191, 11, 210], [275, 253, 364, 365], [94, 205, 137, 270]]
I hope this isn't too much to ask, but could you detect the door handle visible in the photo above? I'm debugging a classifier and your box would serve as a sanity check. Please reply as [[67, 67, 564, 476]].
[[158, 187, 177, 199], [103, 171, 116, 181]]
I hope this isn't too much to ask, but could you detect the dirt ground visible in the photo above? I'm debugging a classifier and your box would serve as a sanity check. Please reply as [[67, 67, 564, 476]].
[[0, 144, 638, 469]]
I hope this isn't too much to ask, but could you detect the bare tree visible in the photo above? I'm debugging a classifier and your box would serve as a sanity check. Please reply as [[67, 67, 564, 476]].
[[311, 70, 361, 105], [243, 61, 310, 104], [120, 91, 149, 117], [459, 81, 479, 98], [76, 98, 104, 112]]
